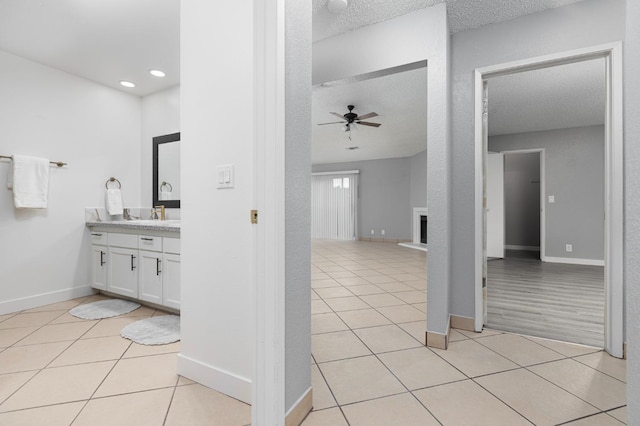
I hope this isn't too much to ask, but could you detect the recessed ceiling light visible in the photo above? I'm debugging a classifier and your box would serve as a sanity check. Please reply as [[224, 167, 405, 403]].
[[149, 69, 166, 78], [327, 0, 348, 14], [120, 81, 135, 88]]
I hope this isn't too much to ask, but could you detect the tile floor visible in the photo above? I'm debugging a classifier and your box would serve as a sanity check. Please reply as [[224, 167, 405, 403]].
[[0, 240, 628, 425], [305, 240, 627, 425], [0, 294, 251, 426]]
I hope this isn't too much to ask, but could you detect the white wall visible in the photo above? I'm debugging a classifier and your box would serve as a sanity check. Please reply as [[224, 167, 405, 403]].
[[490, 126, 605, 261], [0, 50, 141, 314], [179, 0, 255, 404], [448, 0, 625, 319], [141, 85, 180, 210], [624, 0, 640, 421]]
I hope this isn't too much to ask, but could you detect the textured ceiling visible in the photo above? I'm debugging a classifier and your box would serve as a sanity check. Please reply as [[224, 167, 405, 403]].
[[488, 59, 605, 136], [312, 66, 427, 164], [312, 0, 586, 41], [0, 0, 179, 97]]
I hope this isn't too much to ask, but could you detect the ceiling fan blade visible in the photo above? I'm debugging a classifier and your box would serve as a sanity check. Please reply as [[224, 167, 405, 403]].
[[356, 112, 378, 120], [357, 121, 381, 127], [330, 112, 346, 120], [317, 121, 345, 125]]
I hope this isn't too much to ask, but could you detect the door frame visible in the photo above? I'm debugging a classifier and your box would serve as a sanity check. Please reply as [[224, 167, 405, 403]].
[[473, 42, 624, 358], [499, 149, 546, 261]]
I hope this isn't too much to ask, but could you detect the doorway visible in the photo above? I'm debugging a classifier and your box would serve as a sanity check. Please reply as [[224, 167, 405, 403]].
[[474, 43, 624, 357]]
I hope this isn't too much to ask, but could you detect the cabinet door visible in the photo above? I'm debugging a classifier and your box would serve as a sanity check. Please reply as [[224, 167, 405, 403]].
[[91, 245, 108, 290], [108, 247, 138, 297], [139, 250, 163, 304], [163, 253, 181, 310]]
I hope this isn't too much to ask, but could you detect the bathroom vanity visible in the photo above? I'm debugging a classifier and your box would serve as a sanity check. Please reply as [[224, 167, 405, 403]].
[[86, 220, 180, 310]]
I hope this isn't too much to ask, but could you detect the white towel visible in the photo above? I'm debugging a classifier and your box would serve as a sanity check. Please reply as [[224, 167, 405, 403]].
[[160, 191, 172, 201], [8, 155, 50, 209], [105, 188, 124, 215]]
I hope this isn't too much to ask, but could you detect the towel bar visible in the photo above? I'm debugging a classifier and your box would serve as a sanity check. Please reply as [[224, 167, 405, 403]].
[[0, 155, 67, 167]]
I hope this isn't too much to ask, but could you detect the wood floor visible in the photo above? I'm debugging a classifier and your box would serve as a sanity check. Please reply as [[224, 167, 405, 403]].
[[487, 251, 605, 348]]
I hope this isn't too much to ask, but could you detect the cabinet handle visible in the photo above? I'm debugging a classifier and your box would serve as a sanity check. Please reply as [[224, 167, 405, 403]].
[[100, 251, 106, 266], [141, 237, 154, 241], [156, 258, 162, 276], [131, 255, 136, 271], [92, 233, 103, 237]]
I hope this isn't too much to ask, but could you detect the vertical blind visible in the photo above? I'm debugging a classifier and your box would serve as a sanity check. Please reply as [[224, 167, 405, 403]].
[[311, 172, 359, 240]]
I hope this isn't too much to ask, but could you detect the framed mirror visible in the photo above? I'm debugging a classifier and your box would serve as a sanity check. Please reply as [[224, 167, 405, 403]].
[[153, 132, 181, 208]]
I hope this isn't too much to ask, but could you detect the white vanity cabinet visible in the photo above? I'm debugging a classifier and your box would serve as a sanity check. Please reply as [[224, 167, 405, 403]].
[[162, 238, 181, 310], [139, 235, 163, 305], [107, 233, 139, 298], [87, 224, 180, 310], [90, 232, 108, 291]]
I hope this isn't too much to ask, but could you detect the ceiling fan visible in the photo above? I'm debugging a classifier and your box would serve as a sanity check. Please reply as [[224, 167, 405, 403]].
[[317, 105, 381, 131]]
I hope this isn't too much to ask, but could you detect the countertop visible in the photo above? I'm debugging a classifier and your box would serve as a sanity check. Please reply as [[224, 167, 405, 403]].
[[86, 220, 180, 233]]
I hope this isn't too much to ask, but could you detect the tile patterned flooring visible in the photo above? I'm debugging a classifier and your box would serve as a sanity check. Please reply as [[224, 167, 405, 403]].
[[0, 240, 627, 425], [0, 294, 251, 426], [305, 240, 627, 425]]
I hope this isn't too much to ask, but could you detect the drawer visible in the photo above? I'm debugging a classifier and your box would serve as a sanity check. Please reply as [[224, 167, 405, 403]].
[[108, 232, 139, 249], [139, 235, 163, 252], [90, 231, 108, 245], [164, 237, 181, 255]]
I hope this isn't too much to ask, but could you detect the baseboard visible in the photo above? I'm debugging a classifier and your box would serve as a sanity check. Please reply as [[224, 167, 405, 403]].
[[544, 256, 605, 266], [451, 315, 475, 332], [0, 285, 95, 315], [286, 387, 313, 426], [505, 245, 540, 251], [358, 237, 412, 243], [177, 353, 252, 404]]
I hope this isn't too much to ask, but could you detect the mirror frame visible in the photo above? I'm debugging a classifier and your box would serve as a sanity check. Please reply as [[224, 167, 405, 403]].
[[152, 132, 181, 208]]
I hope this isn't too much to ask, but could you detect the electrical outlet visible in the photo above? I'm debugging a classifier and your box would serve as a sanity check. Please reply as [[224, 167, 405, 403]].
[[566, 244, 573, 252], [381, 229, 385, 236], [370, 229, 375, 235]]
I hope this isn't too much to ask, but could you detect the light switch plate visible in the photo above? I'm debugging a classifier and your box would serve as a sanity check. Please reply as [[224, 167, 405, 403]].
[[548, 195, 555, 203], [217, 165, 234, 189]]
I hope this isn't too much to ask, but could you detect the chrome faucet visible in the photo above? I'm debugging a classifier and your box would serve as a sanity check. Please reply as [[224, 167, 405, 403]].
[[152, 205, 166, 221]]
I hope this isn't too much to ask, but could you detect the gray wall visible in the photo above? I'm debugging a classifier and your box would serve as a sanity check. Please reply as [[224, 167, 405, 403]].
[[503, 152, 540, 249], [490, 126, 604, 261], [449, 0, 625, 318], [313, 157, 411, 240], [410, 149, 427, 209], [285, 0, 312, 413], [625, 0, 640, 420]]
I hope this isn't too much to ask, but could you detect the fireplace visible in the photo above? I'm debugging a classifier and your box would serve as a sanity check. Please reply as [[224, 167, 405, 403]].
[[412, 207, 428, 245]]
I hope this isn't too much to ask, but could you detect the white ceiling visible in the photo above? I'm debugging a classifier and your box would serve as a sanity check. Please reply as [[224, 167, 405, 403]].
[[0, 0, 602, 164], [488, 59, 605, 136], [0, 0, 180, 97], [312, 66, 427, 164]]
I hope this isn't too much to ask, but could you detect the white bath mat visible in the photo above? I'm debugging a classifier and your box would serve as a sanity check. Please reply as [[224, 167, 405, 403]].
[[69, 299, 141, 320], [120, 315, 180, 345]]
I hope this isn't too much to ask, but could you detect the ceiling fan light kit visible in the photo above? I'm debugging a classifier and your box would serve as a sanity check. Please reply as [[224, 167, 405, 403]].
[[327, 0, 349, 14]]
